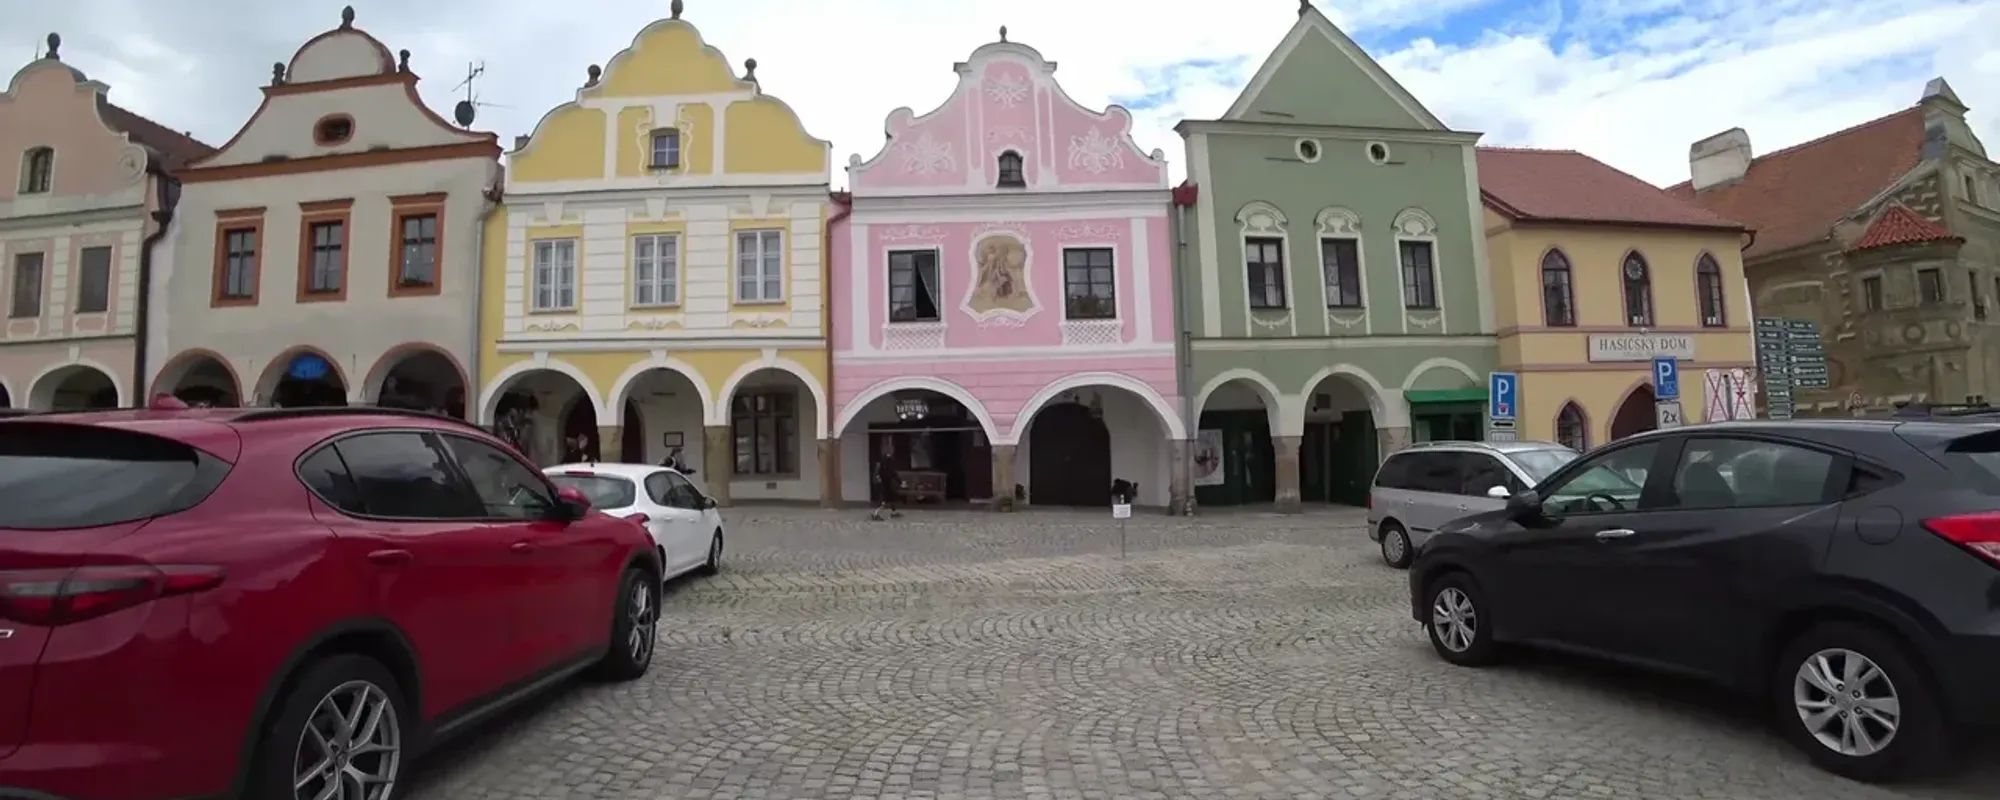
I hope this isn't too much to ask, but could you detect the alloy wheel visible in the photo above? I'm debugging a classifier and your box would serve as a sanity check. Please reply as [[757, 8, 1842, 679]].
[[293, 680, 400, 800], [1794, 648, 1901, 757], [1431, 587, 1477, 653], [627, 578, 658, 665]]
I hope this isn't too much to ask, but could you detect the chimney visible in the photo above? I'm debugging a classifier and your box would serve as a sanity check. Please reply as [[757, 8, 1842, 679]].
[[1689, 127, 1752, 192], [1919, 77, 1970, 162]]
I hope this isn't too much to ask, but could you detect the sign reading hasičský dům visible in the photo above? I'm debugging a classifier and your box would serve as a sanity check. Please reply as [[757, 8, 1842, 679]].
[[1586, 333, 1697, 363]]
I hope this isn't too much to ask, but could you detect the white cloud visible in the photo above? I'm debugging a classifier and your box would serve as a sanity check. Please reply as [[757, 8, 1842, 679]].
[[3, 0, 1995, 188]]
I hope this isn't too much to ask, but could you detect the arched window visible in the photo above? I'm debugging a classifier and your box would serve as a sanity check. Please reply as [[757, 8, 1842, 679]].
[[997, 151, 1025, 188], [1621, 252, 1654, 327], [1555, 402, 1588, 452], [20, 147, 53, 194], [1696, 254, 1726, 327], [1540, 249, 1575, 327]]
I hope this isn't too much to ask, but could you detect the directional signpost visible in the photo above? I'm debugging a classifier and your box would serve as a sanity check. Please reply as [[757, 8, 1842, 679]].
[[1755, 318, 1795, 419], [1786, 319, 1830, 390], [1653, 357, 1684, 429], [1488, 371, 1518, 442]]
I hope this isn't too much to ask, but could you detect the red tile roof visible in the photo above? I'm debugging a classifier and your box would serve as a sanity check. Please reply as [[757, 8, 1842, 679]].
[[1849, 203, 1961, 252], [97, 99, 215, 171], [1478, 147, 1745, 231], [1666, 108, 1925, 259]]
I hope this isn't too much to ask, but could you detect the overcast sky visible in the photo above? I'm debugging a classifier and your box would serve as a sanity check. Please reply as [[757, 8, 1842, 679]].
[[6, 0, 1997, 188]]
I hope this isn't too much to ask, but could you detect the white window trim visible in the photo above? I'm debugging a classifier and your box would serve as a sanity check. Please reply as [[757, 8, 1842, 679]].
[[1235, 201, 1294, 335], [1058, 244, 1121, 322], [734, 229, 786, 305], [1314, 207, 1368, 334], [885, 247, 945, 325], [1392, 208, 1443, 333], [630, 233, 680, 309], [530, 238, 579, 313]]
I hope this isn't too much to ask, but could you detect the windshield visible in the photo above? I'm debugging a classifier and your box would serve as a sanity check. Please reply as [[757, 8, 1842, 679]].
[[547, 474, 637, 509], [1508, 447, 1580, 484]]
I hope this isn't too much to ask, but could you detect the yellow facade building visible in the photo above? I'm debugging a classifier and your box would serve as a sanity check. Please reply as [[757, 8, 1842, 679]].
[[477, 1, 834, 505], [1479, 148, 1757, 449]]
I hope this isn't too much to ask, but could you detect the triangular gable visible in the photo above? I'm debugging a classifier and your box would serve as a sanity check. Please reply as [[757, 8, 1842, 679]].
[[1224, 7, 1445, 131]]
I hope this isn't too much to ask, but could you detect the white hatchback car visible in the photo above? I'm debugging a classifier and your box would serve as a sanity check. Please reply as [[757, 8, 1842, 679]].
[[545, 463, 726, 580]]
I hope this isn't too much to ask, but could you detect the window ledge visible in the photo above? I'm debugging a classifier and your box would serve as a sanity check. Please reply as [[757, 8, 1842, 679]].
[[1061, 317, 1123, 346], [882, 321, 947, 350]]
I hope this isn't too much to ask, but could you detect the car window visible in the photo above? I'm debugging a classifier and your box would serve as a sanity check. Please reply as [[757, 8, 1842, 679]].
[[1506, 447, 1578, 485], [1405, 452, 1467, 494], [644, 472, 676, 506], [1459, 455, 1519, 497], [1540, 441, 1660, 515], [298, 446, 364, 514], [443, 435, 556, 519], [1374, 454, 1411, 489], [548, 474, 638, 509], [662, 472, 704, 509], [0, 423, 211, 530], [1938, 431, 2000, 495], [1670, 437, 1834, 509], [332, 433, 483, 519]]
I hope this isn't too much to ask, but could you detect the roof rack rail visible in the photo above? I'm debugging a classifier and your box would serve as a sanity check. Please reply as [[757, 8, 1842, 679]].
[[232, 405, 486, 431], [1892, 401, 2000, 419]]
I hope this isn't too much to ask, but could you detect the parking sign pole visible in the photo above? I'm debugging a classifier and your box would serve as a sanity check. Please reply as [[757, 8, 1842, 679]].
[[1488, 372, 1519, 442]]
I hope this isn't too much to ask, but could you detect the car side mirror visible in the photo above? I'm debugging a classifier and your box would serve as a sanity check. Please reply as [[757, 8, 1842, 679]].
[[1486, 485, 1511, 500], [1505, 489, 1543, 519], [697, 495, 717, 510], [554, 486, 592, 521]]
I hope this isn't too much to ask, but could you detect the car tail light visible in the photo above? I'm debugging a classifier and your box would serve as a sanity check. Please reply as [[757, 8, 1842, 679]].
[[1921, 513, 2000, 567], [0, 565, 224, 626]]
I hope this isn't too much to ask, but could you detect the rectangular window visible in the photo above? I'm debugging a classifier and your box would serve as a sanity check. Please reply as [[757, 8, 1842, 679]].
[[531, 239, 578, 312], [1245, 237, 1286, 309], [397, 213, 438, 288], [1399, 240, 1438, 309], [1973, 270, 1986, 320], [632, 234, 679, 307], [888, 250, 940, 323], [1919, 268, 1945, 304], [1063, 247, 1116, 320], [1862, 275, 1884, 311], [735, 230, 784, 303], [75, 246, 111, 313], [306, 221, 344, 294], [220, 228, 258, 300], [732, 390, 797, 476], [1320, 238, 1361, 308], [10, 252, 43, 318], [651, 130, 681, 169]]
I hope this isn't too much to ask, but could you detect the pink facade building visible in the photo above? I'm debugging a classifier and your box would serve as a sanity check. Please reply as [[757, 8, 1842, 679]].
[[830, 31, 1187, 510]]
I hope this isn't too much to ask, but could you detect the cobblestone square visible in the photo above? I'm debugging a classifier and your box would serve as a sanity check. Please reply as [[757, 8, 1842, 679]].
[[406, 508, 2000, 799]]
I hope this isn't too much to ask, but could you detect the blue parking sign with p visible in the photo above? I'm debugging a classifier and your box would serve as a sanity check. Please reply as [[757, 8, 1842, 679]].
[[1653, 357, 1680, 401], [1489, 372, 1517, 421]]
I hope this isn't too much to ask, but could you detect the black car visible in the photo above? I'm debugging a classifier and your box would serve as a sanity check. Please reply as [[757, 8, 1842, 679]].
[[1409, 417, 2000, 782]]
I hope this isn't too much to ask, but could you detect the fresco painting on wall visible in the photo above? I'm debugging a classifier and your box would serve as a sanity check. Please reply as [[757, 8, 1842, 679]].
[[967, 231, 1035, 321]]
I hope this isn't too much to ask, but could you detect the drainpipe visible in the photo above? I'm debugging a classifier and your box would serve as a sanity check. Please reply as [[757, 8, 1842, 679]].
[[1171, 181, 1199, 515], [133, 165, 180, 405], [824, 191, 853, 506], [470, 170, 502, 424]]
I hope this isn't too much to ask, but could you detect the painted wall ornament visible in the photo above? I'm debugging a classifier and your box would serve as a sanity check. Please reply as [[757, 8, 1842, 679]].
[[985, 72, 1031, 109], [965, 231, 1037, 322], [1068, 128, 1124, 174], [900, 133, 955, 175]]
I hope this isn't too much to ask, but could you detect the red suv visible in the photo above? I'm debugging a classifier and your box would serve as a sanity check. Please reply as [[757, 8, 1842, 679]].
[[0, 403, 662, 800]]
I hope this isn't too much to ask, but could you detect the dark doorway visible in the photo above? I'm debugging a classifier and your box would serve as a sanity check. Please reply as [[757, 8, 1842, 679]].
[[271, 352, 346, 408], [377, 351, 465, 418], [1302, 411, 1378, 506], [621, 401, 645, 463], [1195, 409, 1275, 506], [1610, 385, 1658, 441], [866, 392, 992, 504], [560, 396, 600, 463], [1028, 402, 1111, 507]]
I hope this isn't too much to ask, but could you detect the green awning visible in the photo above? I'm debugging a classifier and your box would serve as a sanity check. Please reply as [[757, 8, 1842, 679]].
[[1405, 388, 1489, 405]]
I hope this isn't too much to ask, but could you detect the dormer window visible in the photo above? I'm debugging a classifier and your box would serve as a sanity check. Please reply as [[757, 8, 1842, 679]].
[[19, 147, 53, 194], [650, 129, 681, 170], [997, 151, 1025, 188], [313, 115, 354, 147]]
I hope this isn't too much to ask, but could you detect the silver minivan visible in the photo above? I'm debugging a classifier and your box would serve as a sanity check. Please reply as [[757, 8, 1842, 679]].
[[1367, 441, 1578, 568]]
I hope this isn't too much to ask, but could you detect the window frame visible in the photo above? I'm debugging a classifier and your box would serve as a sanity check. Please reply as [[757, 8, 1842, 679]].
[[435, 432, 563, 520], [1540, 248, 1576, 327], [630, 232, 680, 308], [292, 430, 486, 522], [313, 114, 355, 147], [733, 229, 786, 305], [886, 248, 943, 324], [1861, 274, 1885, 312], [1620, 251, 1654, 327], [997, 151, 1026, 188], [1694, 253, 1727, 327], [1918, 267, 1946, 305], [1660, 434, 1848, 511], [9, 251, 44, 319], [529, 238, 579, 313], [1320, 236, 1363, 309], [19, 147, 53, 194], [1244, 235, 1288, 310], [1535, 438, 1672, 517], [1061, 246, 1118, 321], [74, 245, 112, 314], [649, 128, 682, 170], [211, 209, 265, 308], [296, 198, 352, 303], [1398, 239, 1439, 310], [388, 193, 445, 297], [730, 389, 799, 478]]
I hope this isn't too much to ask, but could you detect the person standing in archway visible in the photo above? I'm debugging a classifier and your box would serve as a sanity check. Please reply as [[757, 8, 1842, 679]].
[[872, 448, 902, 521]]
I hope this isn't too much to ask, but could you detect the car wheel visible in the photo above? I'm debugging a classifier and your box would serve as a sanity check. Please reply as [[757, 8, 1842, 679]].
[[592, 567, 659, 682], [698, 529, 723, 577], [1773, 622, 1950, 782], [1424, 573, 1499, 666], [246, 654, 407, 800], [1379, 520, 1413, 569]]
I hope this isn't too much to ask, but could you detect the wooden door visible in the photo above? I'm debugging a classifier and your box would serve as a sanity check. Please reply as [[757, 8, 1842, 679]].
[[1028, 402, 1111, 506]]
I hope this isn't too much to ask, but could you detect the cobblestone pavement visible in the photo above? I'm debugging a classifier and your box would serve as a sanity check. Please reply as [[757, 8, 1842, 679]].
[[406, 507, 2000, 799]]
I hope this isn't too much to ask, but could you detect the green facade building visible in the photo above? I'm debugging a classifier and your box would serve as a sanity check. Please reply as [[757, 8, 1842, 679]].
[[1173, 4, 1497, 509]]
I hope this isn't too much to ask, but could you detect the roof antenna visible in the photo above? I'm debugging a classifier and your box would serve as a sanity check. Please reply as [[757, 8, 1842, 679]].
[[452, 60, 506, 128]]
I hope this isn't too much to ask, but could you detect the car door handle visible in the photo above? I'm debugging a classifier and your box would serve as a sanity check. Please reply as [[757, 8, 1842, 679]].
[[367, 549, 413, 566], [511, 541, 537, 555], [1595, 528, 1637, 541]]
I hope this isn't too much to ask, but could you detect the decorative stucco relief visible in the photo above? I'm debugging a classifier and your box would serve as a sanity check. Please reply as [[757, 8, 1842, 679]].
[[900, 133, 955, 175], [1067, 128, 1124, 175]]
